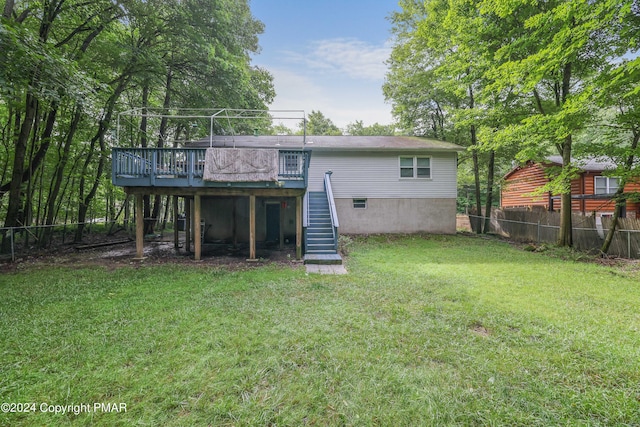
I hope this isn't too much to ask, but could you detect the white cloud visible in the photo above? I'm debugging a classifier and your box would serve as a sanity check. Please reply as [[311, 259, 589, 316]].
[[283, 38, 392, 81], [255, 38, 395, 129]]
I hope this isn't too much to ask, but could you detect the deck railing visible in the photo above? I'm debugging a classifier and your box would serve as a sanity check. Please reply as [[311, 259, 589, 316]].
[[324, 171, 339, 251], [112, 147, 309, 188]]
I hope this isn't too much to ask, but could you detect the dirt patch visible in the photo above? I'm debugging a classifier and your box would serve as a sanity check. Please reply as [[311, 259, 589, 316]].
[[0, 233, 301, 273], [470, 322, 491, 337]]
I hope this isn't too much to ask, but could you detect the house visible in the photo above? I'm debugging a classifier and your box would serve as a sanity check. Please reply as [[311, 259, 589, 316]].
[[111, 112, 463, 261], [501, 156, 640, 218]]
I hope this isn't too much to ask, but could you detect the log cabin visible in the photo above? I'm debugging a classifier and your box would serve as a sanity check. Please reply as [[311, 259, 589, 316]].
[[501, 156, 640, 218]]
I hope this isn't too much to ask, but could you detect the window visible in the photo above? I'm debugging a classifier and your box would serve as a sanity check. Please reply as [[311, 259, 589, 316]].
[[353, 198, 367, 209], [399, 156, 431, 179], [595, 176, 619, 194]]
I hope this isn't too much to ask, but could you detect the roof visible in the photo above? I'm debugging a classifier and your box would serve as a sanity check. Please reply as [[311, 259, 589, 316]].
[[505, 156, 617, 179], [191, 135, 464, 152], [545, 155, 616, 172]]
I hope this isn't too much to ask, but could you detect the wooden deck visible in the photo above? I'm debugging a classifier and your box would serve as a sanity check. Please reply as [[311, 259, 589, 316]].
[[112, 147, 310, 189]]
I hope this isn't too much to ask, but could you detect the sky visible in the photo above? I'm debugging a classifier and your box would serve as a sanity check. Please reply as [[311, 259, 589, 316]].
[[250, 0, 399, 130]]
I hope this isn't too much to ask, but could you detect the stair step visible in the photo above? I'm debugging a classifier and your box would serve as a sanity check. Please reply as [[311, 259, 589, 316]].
[[306, 248, 337, 254], [304, 254, 342, 265], [308, 239, 335, 245], [307, 245, 336, 251]]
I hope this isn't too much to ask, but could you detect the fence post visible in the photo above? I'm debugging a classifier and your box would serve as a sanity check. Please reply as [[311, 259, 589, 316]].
[[10, 227, 15, 262], [537, 221, 541, 244], [628, 231, 632, 259]]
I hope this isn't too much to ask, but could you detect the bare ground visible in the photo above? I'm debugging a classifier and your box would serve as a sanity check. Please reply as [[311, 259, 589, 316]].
[[0, 231, 301, 274]]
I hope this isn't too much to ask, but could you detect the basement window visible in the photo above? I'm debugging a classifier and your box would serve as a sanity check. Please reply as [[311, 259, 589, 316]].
[[353, 198, 367, 209], [399, 156, 431, 179]]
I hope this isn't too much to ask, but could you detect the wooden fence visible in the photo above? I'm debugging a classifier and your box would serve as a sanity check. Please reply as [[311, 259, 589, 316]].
[[472, 209, 640, 259]]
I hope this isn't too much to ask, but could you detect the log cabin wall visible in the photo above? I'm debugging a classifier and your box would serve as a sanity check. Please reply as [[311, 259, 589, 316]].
[[501, 163, 551, 209], [502, 164, 640, 218]]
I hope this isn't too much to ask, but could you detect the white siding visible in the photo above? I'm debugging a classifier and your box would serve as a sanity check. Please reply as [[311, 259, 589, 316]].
[[308, 151, 457, 198]]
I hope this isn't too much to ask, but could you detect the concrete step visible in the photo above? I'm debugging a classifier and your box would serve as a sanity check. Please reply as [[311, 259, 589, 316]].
[[304, 253, 342, 265]]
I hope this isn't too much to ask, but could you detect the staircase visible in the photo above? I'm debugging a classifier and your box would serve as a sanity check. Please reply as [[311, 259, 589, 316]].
[[304, 191, 342, 264]]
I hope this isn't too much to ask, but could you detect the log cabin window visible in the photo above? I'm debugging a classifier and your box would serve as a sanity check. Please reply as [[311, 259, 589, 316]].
[[399, 156, 431, 179], [595, 176, 619, 194]]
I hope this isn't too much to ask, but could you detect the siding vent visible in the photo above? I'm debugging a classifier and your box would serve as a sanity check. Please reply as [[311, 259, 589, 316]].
[[353, 198, 367, 209]]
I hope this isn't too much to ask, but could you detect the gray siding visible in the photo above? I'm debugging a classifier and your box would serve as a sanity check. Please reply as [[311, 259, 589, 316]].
[[307, 151, 457, 198]]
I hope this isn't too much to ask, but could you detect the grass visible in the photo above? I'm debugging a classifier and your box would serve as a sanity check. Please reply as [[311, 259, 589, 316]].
[[1, 234, 639, 426]]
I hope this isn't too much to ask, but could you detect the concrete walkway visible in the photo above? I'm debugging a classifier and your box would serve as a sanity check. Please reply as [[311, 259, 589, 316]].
[[305, 264, 348, 275]]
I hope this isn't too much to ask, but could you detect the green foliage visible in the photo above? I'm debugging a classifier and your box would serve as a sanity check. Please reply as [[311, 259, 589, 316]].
[[0, 0, 273, 244], [385, 0, 640, 245], [344, 120, 397, 136], [300, 110, 342, 136]]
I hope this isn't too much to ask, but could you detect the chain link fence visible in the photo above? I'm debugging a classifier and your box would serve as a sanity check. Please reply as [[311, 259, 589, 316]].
[[0, 220, 140, 262], [468, 210, 640, 259]]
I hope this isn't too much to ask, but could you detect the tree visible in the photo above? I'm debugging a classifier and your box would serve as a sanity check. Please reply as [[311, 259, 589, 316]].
[[302, 110, 342, 136], [476, 0, 628, 246], [385, 0, 509, 234], [0, 0, 274, 250], [345, 120, 396, 136], [385, 0, 637, 246]]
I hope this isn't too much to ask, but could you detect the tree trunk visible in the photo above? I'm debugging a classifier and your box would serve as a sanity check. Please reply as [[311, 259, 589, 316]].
[[139, 84, 154, 235], [482, 150, 495, 234], [3, 0, 14, 18], [75, 77, 130, 242], [557, 135, 573, 247], [147, 67, 173, 234], [601, 130, 639, 254], [468, 84, 482, 234], [41, 107, 81, 246], [1, 93, 37, 253], [601, 197, 623, 255]]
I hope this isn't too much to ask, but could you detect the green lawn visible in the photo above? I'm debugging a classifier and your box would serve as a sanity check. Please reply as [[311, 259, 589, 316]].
[[1, 235, 639, 426]]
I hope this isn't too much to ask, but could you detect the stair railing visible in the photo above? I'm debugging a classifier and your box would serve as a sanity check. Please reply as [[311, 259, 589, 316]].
[[324, 171, 339, 251]]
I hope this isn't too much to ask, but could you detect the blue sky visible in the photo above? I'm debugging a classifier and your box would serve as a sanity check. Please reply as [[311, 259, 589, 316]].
[[250, 0, 399, 130]]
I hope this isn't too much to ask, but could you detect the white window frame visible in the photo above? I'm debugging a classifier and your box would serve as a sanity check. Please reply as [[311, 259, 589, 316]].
[[399, 156, 431, 179], [594, 176, 619, 194]]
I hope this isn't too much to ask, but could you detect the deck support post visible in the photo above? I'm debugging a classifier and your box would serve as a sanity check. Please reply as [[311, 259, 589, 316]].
[[296, 195, 302, 260], [173, 196, 179, 250], [185, 197, 191, 253], [134, 194, 145, 260], [194, 194, 201, 261], [249, 194, 256, 260]]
